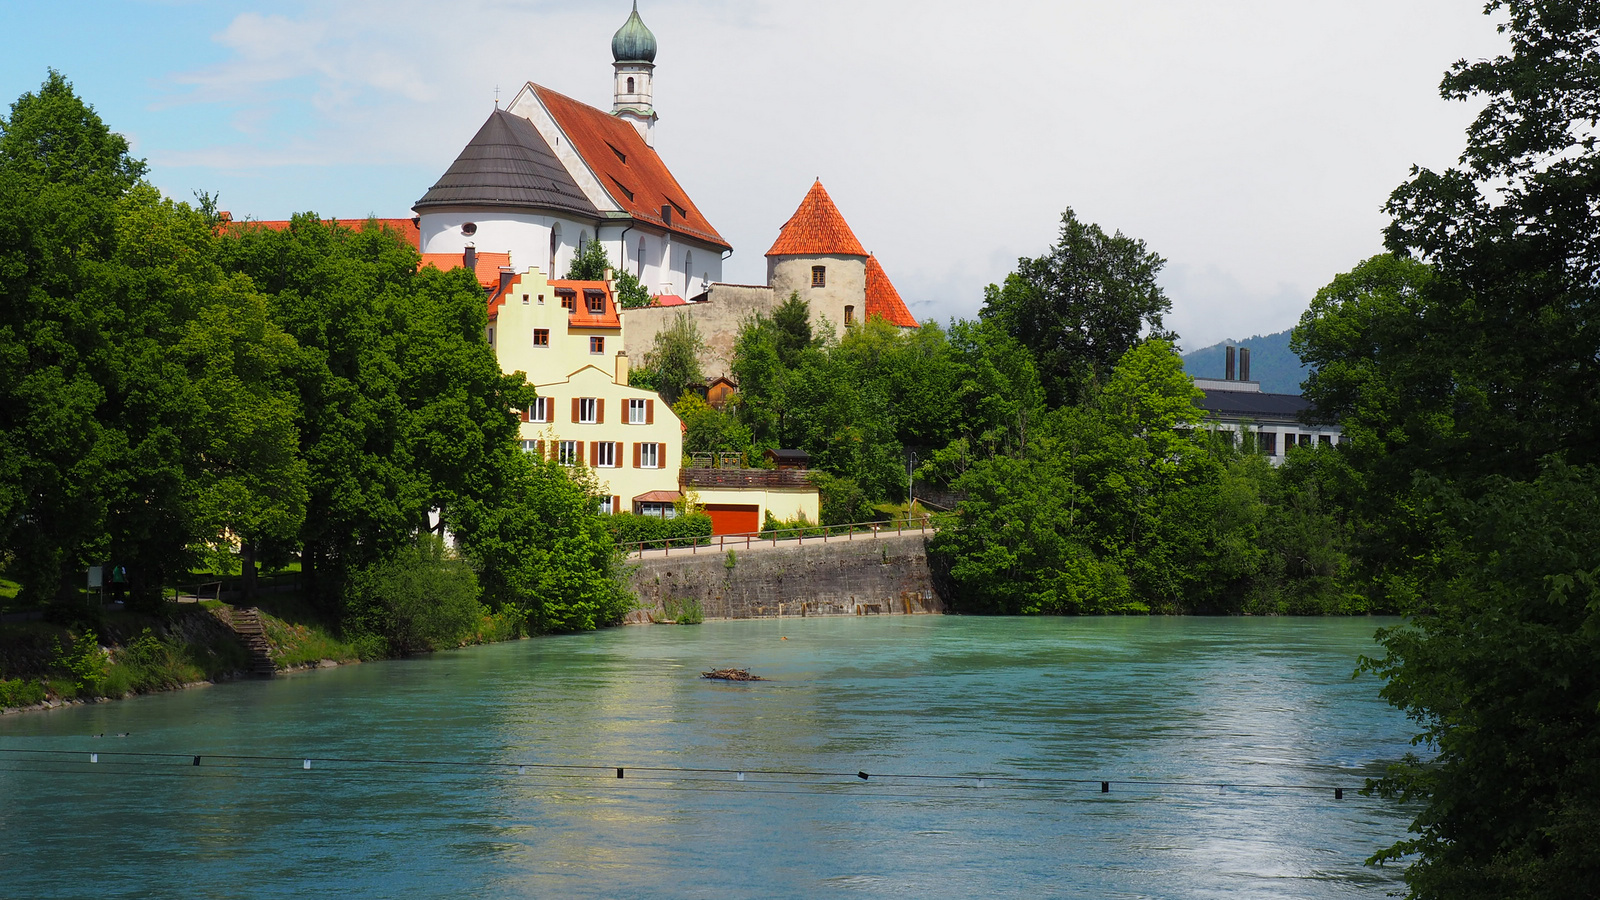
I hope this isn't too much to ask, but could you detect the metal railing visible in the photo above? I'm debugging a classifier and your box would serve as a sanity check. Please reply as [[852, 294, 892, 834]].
[[618, 513, 956, 558]]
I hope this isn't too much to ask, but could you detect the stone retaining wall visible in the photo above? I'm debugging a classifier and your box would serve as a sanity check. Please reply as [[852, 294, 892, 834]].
[[625, 532, 943, 621]]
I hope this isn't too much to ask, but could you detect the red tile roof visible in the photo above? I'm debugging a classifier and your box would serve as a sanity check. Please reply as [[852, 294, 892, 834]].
[[534, 85, 730, 250], [864, 255, 918, 328], [765, 180, 867, 257], [419, 251, 512, 289], [550, 279, 622, 330], [650, 294, 687, 306], [225, 217, 421, 248]]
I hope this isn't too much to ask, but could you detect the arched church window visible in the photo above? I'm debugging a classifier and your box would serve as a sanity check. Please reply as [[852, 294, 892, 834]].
[[549, 222, 562, 275], [460, 222, 477, 236], [637, 237, 646, 279], [626, 77, 635, 93], [684, 250, 693, 285], [579, 231, 591, 254]]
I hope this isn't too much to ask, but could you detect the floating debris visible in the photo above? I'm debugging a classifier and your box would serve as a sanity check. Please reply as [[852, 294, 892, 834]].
[[701, 668, 763, 682]]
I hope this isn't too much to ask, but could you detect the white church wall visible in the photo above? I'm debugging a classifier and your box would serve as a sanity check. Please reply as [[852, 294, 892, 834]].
[[420, 210, 601, 278]]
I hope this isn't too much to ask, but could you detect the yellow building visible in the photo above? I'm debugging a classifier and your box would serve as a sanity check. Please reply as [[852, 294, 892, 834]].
[[488, 265, 683, 516]]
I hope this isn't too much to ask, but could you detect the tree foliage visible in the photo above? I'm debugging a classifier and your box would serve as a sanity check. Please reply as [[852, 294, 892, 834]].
[[565, 238, 651, 308], [1292, 5, 1600, 894], [980, 207, 1172, 406], [637, 311, 706, 405]]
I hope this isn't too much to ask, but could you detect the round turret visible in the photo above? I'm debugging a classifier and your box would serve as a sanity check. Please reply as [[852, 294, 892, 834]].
[[611, 2, 657, 63]]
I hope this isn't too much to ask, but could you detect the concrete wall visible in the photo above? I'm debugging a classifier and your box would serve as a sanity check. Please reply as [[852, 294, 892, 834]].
[[621, 283, 776, 379], [626, 532, 943, 621]]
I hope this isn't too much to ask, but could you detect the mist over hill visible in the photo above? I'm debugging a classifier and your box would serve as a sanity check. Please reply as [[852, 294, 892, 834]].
[[1180, 329, 1309, 395]]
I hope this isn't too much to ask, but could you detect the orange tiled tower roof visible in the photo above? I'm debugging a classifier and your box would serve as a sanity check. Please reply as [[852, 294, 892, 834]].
[[864, 255, 918, 328], [765, 180, 867, 257]]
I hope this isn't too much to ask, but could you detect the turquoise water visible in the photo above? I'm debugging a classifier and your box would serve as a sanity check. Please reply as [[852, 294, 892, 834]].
[[0, 617, 1415, 899]]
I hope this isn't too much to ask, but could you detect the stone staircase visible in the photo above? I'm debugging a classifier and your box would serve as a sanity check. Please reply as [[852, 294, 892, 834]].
[[226, 607, 277, 677]]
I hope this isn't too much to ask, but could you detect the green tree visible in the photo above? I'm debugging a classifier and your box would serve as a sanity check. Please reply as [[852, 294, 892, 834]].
[[216, 216, 531, 610], [1293, 4, 1600, 894], [346, 533, 482, 654], [673, 393, 751, 457], [452, 452, 631, 634], [981, 207, 1172, 406], [565, 238, 651, 308], [638, 311, 706, 404]]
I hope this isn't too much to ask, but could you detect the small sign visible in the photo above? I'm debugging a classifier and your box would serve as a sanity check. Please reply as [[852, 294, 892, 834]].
[[87, 566, 103, 589]]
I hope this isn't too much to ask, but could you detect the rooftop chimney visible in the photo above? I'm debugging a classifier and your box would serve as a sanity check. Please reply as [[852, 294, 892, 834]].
[[661, 204, 672, 226], [499, 266, 515, 295], [1239, 347, 1251, 383], [1225, 345, 1237, 381], [463, 244, 476, 272], [614, 351, 630, 386]]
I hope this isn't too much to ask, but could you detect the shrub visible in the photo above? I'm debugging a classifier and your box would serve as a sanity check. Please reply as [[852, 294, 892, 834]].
[[0, 678, 46, 708], [607, 511, 713, 549], [346, 535, 483, 654], [662, 596, 704, 625], [51, 630, 109, 696]]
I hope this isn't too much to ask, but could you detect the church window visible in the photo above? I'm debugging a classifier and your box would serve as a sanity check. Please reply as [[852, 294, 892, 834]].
[[845, 305, 855, 325], [626, 76, 635, 93], [637, 238, 646, 279], [812, 265, 826, 287], [685, 250, 693, 282], [549, 222, 562, 275], [461, 222, 477, 236]]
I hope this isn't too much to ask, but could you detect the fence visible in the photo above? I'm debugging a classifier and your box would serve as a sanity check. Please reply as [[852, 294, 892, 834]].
[[617, 513, 955, 559]]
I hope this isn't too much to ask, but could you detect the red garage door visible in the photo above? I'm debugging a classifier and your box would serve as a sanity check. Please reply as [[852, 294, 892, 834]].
[[704, 504, 760, 536]]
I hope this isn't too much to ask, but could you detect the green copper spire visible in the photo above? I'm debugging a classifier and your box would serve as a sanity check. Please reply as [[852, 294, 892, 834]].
[[611, 2, 657, 63]]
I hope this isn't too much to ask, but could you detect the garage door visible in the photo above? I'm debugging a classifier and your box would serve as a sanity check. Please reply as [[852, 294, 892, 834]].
[[704, 504, 760, 536]]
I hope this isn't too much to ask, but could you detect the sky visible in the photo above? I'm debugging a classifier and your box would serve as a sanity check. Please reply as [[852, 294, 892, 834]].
[[1, 1, 1510, 349]]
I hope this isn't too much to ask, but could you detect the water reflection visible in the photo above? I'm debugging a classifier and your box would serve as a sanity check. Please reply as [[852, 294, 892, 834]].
[[0, 616, 1413, 898]]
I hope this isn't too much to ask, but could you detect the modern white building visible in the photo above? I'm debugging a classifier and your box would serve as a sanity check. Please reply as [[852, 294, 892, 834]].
[[1195, 346, 1340, 463]]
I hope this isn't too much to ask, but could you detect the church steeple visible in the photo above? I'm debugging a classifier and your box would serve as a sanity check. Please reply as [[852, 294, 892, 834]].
[[611, 2, 658, 146]]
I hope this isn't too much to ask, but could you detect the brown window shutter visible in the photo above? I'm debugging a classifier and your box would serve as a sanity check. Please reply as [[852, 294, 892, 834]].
[[577, 441, 586, 466], [520, 406, 530, 423], [633, 442, 641, 468], [646, 399, 654, 425], [536, 440, 545, 458], [613, 495, 621, 514], [590, 441, 599, 465], [571, 398, 580, 423], [597, 399, 605, 424]]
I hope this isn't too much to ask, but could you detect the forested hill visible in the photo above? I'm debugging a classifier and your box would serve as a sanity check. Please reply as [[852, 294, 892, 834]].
[[1180, 329, 1308, 394]]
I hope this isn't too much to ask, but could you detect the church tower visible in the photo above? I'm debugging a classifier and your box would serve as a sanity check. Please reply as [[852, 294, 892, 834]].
[[611, 2, 658, 146]]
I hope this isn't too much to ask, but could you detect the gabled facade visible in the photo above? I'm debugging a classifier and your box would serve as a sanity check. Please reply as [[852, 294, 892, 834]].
[[489, 264, 683, 514]]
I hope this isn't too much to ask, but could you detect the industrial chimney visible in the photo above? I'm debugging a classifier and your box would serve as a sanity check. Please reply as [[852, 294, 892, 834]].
[[1239, 347, 1251, 383], [1225, 345, 1237, 381]]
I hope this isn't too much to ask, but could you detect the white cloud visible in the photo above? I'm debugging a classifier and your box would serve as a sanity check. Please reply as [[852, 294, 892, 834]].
[[149, 0, 1509, 344]]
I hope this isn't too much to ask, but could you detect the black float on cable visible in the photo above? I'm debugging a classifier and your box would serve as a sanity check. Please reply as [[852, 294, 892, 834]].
[[1101, 782, 1110, 793], [193, 756, 201, 767], [858, 771, 869, 781], [1334, 788, 1343, 800], [616, 768, 625, 779]]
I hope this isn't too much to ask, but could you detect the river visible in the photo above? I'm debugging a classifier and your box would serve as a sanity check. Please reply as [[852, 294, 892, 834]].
[[0, 616, 1416, 899]]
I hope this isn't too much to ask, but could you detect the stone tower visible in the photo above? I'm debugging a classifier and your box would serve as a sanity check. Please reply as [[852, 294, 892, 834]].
[[611, 2, 658, 146]]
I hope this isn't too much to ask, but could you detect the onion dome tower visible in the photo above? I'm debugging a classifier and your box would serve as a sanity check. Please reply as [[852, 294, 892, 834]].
[[611, 2, 659, 146]]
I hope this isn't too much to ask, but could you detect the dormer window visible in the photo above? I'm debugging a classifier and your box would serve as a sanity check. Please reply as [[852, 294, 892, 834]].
[[585, 290, 606, 314], [812, 265, 826, 287], [557, 288, 576, 311]]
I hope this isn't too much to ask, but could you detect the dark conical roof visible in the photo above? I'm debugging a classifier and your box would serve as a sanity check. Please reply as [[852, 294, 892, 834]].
[[413, 110, 600, 217]]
